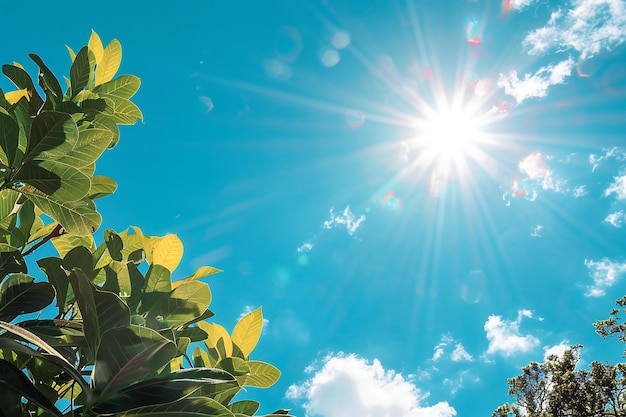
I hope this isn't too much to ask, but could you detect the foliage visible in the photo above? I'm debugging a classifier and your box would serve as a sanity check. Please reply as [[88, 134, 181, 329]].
[[0, 31, 290, 416], [493, 297, 626, 417]]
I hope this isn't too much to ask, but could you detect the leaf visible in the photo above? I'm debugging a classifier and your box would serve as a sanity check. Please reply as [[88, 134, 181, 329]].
[[244, 361, 281, 388], [69, 46, 91, 99], [51, 234, 95, 258], [16, 160, 90, 202], [101, 95, 143, 124], [229, 400, 260, 415], [0, 359, 63, 417], [173, 265, 222, 288], [29, 54, 63, 108], [92, 325, 178, 398], [0, 250, 26, 278], [198, 322, 233, 359], [104, 229, 123, 261], [152, 234, 184, 272], [94, 75, 141, 99], [37, 257, 69, 315], [24, 111, 78, 163], [0, 112, 19, 167], [95, 39, 122, 86], [232, 307, 263, 357], [23, 189, 101, 236], [62, 245, 94, 275], [148, 281, 212, 327], [88, 29, 105, 66], [68, 269, 130, 356], [66, 45, 76, 61], [92, 368, 237, 414], [0, 274, 55, 322], [2, 64, 44, 112], [4, 88, 30, 104], [117, 396, 235, 417], [19, 319, 86, 347], [0, 190, 19, 221], [89, 175, 117, 199]]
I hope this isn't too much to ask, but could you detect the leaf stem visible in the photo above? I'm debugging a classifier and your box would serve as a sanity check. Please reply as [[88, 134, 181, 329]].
[[22, 223, 64, 257]]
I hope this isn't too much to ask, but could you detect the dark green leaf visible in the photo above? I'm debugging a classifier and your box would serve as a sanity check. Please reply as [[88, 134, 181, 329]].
[[229, 400, 260, 415], [93, 325, 178, 398], [29, 54, 63, 109], [24, 111, 78, 163], [37, 257, 69, 315], [0, 274, 55, 322], [104, 229, 123, 261], [16, 160, 90, 202], [0, 251, 26, 278], [69, 47, 91, 100], [1, 64, 44, 112], [0, 359, 63, 417], [62, 245, 93, 276], [118, 396, 235, 417], [0, 112, 19, 167]]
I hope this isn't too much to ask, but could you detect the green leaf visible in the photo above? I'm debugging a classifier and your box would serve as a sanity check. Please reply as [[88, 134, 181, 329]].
[[19, 319, 86, 347], [16, 160, 90, 202], [37, 257, 69, 316], [118, 396, 235, 417], [244, 361, 281, 388], [0, 190, 19, 221], [1, 64, 44, 112], [95, 39, 122, 86], [62, 245, 94, 275], [0, 274, 55, 322], [104, 229, 123, 261], [94, 75, 141, 99], [92, 368, 237, 414], [92, 325, 178, 398], [55, 127, 113, 169], [29, 54, 63, 108], [147, 281, 212, 327], [0, 250, 26, 278], [24, 111, 78, 163], [103, 260, 133, 297], [23, 189, 101, 236], [0, 112, 19, 167], [68, 268, 130, 356], [89, 175, 117, 199], [69, 47, 91, 99], [229, 400, 260, 415], [101, 95, 143, 124], [0, 359, 63, 417], [51, 233, 95, 258], [232, 307, 263, 357], [174, 265, 222, 288]]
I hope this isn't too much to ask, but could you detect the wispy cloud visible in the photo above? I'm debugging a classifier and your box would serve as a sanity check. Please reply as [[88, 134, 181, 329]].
[[531, 225, 543, 237], [484, 309, 540, 356], [584, 258, 626, 297], [286, 353, 456, 417], [509, 0, 539, 11], [604, 210, 626, 227], [431, 335, 473, 363], [323, 206, 366, 235], [498, 58, 575, 103], [590, 147, 626, 172], [604, 175, 626, 199], [297, 242, 314, 253], [523, 0, 626, 60], [451, 344, 474, 362], [573, 185, 587, 198]]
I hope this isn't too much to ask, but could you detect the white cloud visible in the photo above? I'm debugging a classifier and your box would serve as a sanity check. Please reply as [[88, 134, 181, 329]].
[[297, 242, 314, 253], [604, 175, 626, 199], [531, 225, 543, 237], [584, 257, 626, 297], [286, 354, 456, 417], [323, 206, 366, 235], [523, 0, 626, 60], [543, 341, 571, 361], [590, 147, 626, 171], [573, 185, 587, 197], [497, 58, 575, 103], [450, 344, 473, 362], [509, 0, 539, 11], [484, 310, 540, 356], [604, 210, 626, 227]]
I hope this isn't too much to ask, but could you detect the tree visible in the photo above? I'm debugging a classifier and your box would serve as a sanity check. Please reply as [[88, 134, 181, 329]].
[[0, 31, 290, 416], [493, 298, 626, 417]]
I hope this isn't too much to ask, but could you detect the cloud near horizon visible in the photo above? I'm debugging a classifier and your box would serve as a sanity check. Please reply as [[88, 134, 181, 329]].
[[286, 353, 456, 417], [484, 309, 540, 356]]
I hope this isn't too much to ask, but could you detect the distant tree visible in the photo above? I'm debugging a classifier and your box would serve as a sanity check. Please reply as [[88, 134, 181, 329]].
[[0, 31, 290, 416], [492, 298, 626, 417]]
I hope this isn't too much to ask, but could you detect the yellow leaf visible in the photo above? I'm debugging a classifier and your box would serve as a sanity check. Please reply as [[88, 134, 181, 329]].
[[52, 234, 95, 258], [173, 265, 222, 288], [88, 29, 104, 66], [152, 234, 184, 272], [12, 62, 24, 70], [5, 89, 30, 104], [232, 307, 263, 357], [197, 322, 233, 358], [95, 39, 121, 86], [66, 45, 76, 62]]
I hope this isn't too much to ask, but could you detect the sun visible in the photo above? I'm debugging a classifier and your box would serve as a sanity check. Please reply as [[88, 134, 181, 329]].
[[413, 100, 491, 176]]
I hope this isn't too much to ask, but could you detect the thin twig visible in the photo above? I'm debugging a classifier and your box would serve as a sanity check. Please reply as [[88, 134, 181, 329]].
[[22, 223, 64, 257]]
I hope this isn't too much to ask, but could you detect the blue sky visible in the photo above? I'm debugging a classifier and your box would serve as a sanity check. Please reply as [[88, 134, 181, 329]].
[[4, 0, 626, 416]]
